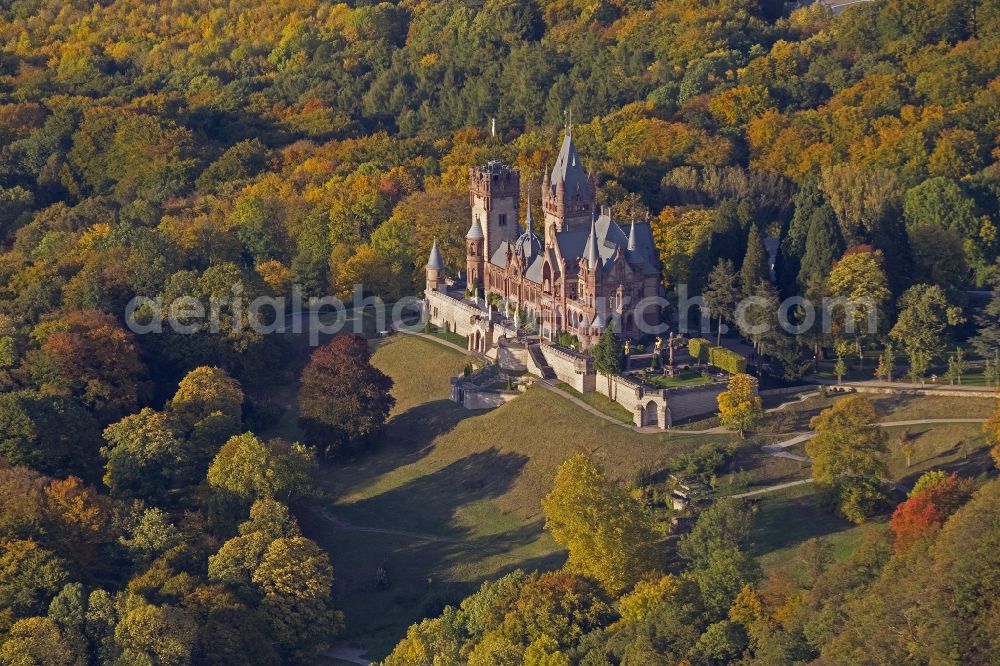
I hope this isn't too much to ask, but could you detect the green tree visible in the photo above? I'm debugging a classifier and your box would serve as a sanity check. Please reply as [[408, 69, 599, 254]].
[[591, 323, 625, 394], [740, 224, 770, 297], [903, 177, 979, 238], [0, 391, 102, 479], [704, 259, 740, 345], [252, 536, 344, 661], [797, 205, 844, 300], [806, 396, 889, 523], [542, 455, 660, 595], [908, 224, 969, 300], [207, 434, 317, 503], [101, 408, 186, 501], [889, 284, 965, 366], [972, 291, 1000, 359]]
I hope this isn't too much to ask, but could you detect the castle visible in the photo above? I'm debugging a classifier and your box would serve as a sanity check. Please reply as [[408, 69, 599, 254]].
[[425, 129, 662, 353]]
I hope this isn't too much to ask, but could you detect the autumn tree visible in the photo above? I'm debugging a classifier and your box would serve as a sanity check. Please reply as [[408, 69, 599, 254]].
[[825, 247, 891, 368], [166, 366, 244, 460], [983, 396, 1000, 470], [890, 471, 973, 552], [29, 309, 147, 421], [717, 373, 763, 438], [806, 396, 889, 523], [252, 537, 344, 661], [298, 334, 394, 457], [542, 455, 660, 595], [207, 434, 317, 503]]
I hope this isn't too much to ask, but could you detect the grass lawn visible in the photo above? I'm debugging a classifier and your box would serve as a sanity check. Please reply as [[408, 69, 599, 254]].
[[882, 422, 995, 488], [423, 323, 468, 348], [633, 369, 714, 389], [750, 392, 996, 573], [554, 382, 634, 424], [753, 482, 887, 574], [760, 392, 994, 436], [305, 334, 733, 658]]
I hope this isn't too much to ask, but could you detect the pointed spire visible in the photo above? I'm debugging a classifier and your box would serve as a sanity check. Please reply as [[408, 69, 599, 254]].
[[585, 215, 600, 270], [466, 216, 484, 240], [427, 238, 444, 270], [627, 218, 638, 252], [525, 200, 533, 236]]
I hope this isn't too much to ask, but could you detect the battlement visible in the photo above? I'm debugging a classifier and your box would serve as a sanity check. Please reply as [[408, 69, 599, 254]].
[[469, 162, 520, 199]]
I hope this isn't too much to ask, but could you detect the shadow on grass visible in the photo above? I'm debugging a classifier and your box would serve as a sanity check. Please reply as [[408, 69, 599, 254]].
[[750, 488, 853, 557], [322, 399, 483, 498], [333, 447, 530, 538], [897, 444, 995, 489]]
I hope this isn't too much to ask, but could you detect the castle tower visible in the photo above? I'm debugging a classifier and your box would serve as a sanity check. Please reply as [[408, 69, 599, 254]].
[[469, 161, 520, 261], [426, 238, 445, 293], [542, 128, 595, 237], [466, 216, 485, 294]]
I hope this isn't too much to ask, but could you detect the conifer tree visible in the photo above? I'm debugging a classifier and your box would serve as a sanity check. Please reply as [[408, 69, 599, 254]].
[[776, 181, 824, 296], [797, 205, 844, 301], [740, 224, 769, 297], [703, 260, 740, 345], [592, 323, 624, 394]]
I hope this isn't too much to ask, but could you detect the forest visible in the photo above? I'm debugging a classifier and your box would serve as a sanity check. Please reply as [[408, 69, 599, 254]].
[[1, 0, 1000, 663]]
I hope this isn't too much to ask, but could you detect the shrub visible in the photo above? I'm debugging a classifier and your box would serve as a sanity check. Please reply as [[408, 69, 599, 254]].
[[689, 338, 712, 363], [708, 346, 747, 374]]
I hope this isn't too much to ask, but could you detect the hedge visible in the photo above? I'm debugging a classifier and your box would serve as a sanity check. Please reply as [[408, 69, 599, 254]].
[[688, 337, 712, 363], [708, 346, 747, 374]]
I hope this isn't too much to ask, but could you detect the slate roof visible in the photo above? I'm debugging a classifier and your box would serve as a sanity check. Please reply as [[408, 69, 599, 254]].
[[466, 216, 484, 240], [426, 238, 444, 270], [551, 213, 658, 273], [549, 133, 589, 195]]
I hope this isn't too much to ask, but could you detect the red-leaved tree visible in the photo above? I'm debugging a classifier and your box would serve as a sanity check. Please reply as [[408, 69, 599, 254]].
[[297, 334, 394, 457], [890, 472, 973, 552]]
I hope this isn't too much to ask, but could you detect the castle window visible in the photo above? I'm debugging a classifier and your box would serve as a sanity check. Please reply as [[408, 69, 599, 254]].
[[498, 213, 507, 227]]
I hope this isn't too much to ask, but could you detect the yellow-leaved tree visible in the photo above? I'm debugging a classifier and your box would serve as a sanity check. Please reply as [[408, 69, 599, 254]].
[[806, 396, 889, 523], [542, 455, 660, 595], [717, 373, 763, 438]]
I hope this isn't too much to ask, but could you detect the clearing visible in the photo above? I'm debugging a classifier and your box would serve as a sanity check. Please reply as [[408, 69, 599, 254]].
[[304, 334, 737, 658]]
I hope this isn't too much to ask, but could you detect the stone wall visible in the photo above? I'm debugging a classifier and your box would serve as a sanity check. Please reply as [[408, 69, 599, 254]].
[[450, 377, 522, 410], [831, 384, 994, 399], [594, 372, 670, 428], [539, 342, 594, 392], [665, 383, 726, 422], [425, 289, 484, 339]]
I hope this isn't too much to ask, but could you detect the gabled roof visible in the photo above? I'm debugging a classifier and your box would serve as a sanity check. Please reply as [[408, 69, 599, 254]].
[[490, 240, 510, 269], [525, 256, 545, 283], [553, 212, 659, 273]]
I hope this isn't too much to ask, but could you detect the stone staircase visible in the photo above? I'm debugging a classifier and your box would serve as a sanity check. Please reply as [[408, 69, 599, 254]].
[[527, 344, 556, 380]]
